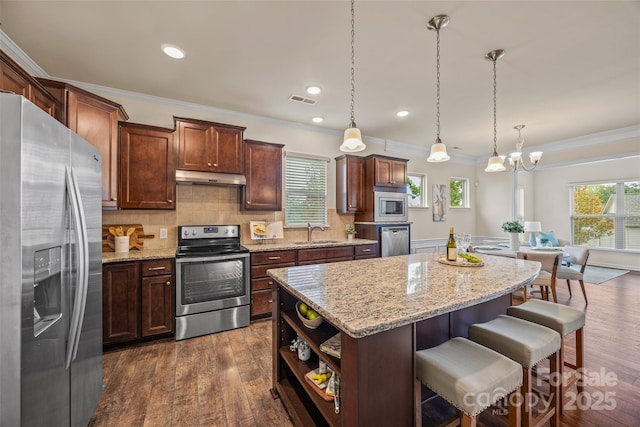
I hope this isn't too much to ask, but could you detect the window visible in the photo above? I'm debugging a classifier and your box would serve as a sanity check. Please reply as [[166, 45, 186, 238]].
[[407, 173, 427, 208], [284, 153, 328, 226], [450, 178, 469, 208], [570, 180, 640, 250]]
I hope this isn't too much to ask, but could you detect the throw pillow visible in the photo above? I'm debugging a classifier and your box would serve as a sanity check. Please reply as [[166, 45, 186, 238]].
[[529, 233, 537, 247], [540, 231, 559, 247]]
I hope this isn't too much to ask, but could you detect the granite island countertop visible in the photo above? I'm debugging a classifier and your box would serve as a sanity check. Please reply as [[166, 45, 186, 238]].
[[267, 252, 541, 338], [243, 238, 378, 252]]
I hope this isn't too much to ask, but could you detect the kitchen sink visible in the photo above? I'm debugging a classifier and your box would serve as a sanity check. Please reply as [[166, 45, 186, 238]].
[[293, 240, 341, 245]]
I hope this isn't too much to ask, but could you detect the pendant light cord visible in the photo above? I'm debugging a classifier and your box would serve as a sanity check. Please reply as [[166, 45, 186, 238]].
[[349, 0, 356, 128], [492, 57, 498, 155], [435, 28, 441, 142]]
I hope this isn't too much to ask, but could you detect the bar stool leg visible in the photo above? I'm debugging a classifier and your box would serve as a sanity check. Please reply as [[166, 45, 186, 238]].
[[550, 351, 560, 427], [508, 388, 522, 427], [576, 327, 584, 394]]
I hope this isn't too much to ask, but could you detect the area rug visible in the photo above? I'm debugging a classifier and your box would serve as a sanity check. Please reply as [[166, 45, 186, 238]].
[[580, 266, 629, 284]]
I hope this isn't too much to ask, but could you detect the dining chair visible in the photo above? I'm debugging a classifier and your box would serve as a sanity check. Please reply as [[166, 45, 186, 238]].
[[555, 246, 589, 303], [517, 251, 562, 303]]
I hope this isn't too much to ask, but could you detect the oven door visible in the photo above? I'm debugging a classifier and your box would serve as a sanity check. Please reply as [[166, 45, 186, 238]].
[[175, 252, 250, 316]]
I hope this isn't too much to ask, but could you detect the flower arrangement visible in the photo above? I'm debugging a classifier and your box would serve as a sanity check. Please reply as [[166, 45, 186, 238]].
[[501, 221, 524, 233], [346, 225, 356, 236]]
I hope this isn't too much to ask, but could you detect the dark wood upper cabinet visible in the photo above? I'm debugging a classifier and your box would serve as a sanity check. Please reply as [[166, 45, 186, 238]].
[[36, 78, 128, 209], [336, 154, 364, 213], [242, 139, 284, 211], [174, 116, 245, 174], [0, 51, 58, 117], [369, 155, 408, 189], [118, 122, 176, 210]]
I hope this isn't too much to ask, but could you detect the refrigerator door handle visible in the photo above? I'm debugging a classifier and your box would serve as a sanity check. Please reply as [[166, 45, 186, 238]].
[[65, 167, 90, 369]]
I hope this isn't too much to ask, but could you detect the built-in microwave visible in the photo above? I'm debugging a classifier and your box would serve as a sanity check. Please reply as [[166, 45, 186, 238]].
[[374, 191, 409, 222]]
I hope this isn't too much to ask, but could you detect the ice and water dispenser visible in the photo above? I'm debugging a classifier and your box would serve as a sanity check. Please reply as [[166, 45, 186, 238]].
[[33, 247, 62, 336]]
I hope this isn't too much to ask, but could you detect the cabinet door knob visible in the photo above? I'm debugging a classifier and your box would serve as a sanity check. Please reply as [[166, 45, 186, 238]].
[[268, 281, 273, 285], [165, 281, 171, 286], [247, 201, 251, 204], [213, 163, 218, 167], [111, 197, 117, 201], [268, 299, 273, 303], [168, 199, 173, 203], [207, 162, 212, 167]]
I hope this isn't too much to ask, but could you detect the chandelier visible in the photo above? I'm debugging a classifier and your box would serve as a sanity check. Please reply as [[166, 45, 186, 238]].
[[507, 125, 543, 171]]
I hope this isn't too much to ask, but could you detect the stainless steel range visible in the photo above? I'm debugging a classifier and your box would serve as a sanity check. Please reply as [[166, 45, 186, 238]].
[[175, 225, 250, 340]]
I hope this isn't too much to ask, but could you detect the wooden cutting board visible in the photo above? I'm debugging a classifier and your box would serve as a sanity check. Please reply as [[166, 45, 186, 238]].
[[102, 224, 154, 252]]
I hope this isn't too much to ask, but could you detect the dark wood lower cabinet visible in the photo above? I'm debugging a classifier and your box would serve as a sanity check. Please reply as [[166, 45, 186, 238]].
[[103, 258, 175, 347], [102, 262, 140, 344]]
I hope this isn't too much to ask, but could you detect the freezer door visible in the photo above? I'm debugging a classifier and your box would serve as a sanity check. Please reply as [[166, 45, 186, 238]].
[[19, 97, 71, 426], [69, 131, 103, 427]]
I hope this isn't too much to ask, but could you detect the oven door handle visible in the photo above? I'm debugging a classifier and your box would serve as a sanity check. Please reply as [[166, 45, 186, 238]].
[[175, 252, 250, 264]]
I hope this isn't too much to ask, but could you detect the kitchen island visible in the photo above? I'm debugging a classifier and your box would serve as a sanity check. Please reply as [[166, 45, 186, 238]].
[[267, 252, 541, 427]]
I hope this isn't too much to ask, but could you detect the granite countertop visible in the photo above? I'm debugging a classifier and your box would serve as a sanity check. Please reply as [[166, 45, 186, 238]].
[[267, 252, 541, 339], [244, 238, 378, 252], [102, 248, 176, 263]]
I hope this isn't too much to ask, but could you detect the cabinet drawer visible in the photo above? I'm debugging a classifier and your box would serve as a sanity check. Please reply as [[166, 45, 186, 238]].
[[141, 259, 173, 276], [251, 262, 295, 279], [297, 246, 354, 262], [252, 277, 274, 291], [251, 250, 296, 265], [251, 289, 273, 318], [298, 256, 353, 266], [355, 244, 378, 258]]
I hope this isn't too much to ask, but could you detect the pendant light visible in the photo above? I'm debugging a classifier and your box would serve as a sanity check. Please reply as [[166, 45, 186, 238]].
[[426, 15, 450, 162], [340, 0, 366, 153], [484, 49, 506, 172]]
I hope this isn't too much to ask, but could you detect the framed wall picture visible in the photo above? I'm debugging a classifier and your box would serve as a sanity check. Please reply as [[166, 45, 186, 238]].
[[433, 184, 447, 222]]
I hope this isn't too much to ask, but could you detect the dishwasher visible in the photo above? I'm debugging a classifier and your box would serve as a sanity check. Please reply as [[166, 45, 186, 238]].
[[380, 225, 410, 257]]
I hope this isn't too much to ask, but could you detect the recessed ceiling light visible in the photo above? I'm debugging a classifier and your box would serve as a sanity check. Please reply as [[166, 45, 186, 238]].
[[306, 85, 322, 95], [396, 110, 409, 117], [311, 117, 324, 123], [161, 44, 185, 59]]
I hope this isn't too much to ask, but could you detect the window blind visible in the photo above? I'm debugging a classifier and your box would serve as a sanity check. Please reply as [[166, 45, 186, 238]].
[[285, 154, 328, 226]]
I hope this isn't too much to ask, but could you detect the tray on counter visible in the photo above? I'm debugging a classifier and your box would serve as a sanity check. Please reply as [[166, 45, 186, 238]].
[[437, 256, 484, 267]]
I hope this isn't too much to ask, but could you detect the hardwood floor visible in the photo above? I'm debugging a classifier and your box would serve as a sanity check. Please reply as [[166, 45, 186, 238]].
[[89, 271, 640, 427]]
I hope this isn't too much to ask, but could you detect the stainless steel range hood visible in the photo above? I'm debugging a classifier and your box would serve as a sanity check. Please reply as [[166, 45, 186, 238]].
[[176, 169, 246, 186]]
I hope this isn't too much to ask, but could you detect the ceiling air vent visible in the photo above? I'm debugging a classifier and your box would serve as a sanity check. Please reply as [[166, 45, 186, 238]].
[[288, 94, 317, 105]]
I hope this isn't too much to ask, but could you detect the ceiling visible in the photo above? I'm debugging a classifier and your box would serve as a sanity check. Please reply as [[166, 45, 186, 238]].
[[1, 1, 639, 158]]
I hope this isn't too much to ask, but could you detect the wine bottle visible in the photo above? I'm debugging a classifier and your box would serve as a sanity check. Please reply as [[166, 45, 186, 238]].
[[447, 227, 457, 261]]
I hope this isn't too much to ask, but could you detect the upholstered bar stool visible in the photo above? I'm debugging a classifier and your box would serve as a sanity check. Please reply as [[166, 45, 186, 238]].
[[415, 337, 523, 427], [507, 299, 586, 413], [469, 315, 561, 427]]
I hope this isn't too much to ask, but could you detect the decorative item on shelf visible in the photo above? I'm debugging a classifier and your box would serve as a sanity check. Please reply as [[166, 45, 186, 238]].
[[296, 301, 324, 329], [426, 15, 451, 162], [290, 335, 311, 361], [340, 0, 366, 153], [501, 220, 524, 251], [484, 49, 507, 172], [346, 224, 356, 241]]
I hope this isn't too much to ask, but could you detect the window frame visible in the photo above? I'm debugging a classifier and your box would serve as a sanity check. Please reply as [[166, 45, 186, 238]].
[[569, 179, 640, 251], [449, 177, 470, 209], [407, 172, 428, 208], [284, 152, 329, 227]]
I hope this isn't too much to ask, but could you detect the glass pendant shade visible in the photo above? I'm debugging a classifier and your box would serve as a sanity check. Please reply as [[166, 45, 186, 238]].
[[427, 139, 450, 162], [340, 126, 365, 152], [529, 151, 543, 163], [485, 153, 506, 172]]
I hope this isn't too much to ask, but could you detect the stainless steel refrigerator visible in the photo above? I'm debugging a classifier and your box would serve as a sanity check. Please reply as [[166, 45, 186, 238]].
[[0, 93, 103, 426]]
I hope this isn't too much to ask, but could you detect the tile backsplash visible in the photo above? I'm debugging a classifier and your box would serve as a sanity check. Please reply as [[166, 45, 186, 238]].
[[102, 185, 355, 250]]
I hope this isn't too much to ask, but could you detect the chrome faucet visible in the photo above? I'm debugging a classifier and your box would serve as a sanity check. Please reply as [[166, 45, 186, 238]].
[[307, 223, 325, 242]]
